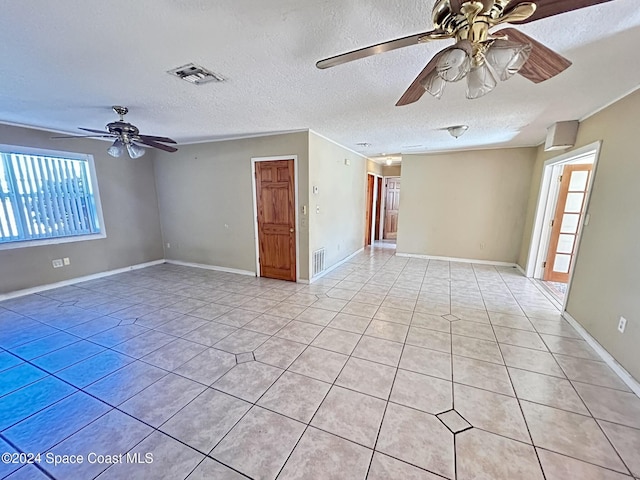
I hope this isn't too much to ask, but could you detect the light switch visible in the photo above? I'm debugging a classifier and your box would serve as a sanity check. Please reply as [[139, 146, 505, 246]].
[[584, 213, 591, 226], [302, 205, 307, 215]]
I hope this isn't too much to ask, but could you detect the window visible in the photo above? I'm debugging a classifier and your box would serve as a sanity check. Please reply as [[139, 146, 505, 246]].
[[0, 146, 103, 248]]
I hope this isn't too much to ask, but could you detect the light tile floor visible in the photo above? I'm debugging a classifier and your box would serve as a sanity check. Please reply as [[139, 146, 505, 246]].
[[0, 246, 639, 479]]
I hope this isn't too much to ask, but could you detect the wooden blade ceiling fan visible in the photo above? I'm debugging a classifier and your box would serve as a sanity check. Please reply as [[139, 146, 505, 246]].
[[316, 0, 615, 105], [53, 106, 178, 158]]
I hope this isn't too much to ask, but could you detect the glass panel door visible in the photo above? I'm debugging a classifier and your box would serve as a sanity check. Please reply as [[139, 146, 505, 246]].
[[543, 164, 593, 283]]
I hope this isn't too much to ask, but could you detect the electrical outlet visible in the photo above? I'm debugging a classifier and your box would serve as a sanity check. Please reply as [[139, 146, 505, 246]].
[[618, 316, 627, 333], [480, 242, 486, 250], [166, 243, 170, 248], [316, 205, 320, 214], [52, 259, 63, 268], [63, 257, 70, 266]]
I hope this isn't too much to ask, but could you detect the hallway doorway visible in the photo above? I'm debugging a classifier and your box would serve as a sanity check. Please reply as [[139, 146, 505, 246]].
[[526, 143, 600, 306], [383, 177, 400, 240]]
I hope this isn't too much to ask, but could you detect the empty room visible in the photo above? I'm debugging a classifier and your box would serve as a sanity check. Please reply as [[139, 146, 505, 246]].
[[0, 1, 639, 479]]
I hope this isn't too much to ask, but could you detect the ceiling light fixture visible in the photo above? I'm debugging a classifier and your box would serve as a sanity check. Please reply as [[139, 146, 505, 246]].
[[107, 139, 125, 158], [386, 158, 393, 166], [107, 138, 146, 158], [447, 125, 469, 138], [126, 143, 146, 159], [423, 38, 532, 100]]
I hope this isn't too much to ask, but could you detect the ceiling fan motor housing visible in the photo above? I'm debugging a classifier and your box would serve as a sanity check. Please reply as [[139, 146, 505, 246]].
[[106, 121, 140, 143]]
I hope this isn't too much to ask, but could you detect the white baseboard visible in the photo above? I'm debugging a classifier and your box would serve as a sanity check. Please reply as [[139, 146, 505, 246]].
[[515, 264, 526, 276], [395, 252, 517, 268], [165, 259, 256, 277], [0, 259, 166, 302], [562, 311, 640, 396], [310, 247, 364, 283]]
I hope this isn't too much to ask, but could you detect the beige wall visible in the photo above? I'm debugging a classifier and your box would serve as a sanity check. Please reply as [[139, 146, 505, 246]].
[[154, 132, 310, 279], [367, 160, 382, 176], [0, 124, 164, 294], [309, 133, 367, 274], [382, 165, 401, 177], [519, 89, 640, 380], [397, 148, 536, 263]]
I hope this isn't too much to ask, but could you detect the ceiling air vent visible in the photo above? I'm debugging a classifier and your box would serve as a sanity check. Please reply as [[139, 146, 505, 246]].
[[168, 63, 225, 85]]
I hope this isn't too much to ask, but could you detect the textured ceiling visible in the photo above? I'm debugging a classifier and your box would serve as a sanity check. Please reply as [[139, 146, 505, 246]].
[[1, 0, 639, 157]]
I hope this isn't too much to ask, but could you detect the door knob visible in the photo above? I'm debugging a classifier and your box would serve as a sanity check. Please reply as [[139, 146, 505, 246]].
[[290, 228, 294, 233]]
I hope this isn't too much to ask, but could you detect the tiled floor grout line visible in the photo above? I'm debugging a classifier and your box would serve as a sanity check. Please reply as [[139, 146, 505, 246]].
[[495, 266, 638, 477], [2, 255, 639, 479], [446, 267, 459, 480], [363, 258, 424, 480], [271, 251, 395, 479], [559, 364, 636, 476], [473, 263, 550, 480], [0, 431, 57, 479]]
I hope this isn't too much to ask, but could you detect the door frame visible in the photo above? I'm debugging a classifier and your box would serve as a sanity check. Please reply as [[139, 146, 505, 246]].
[[365, 172, 383, 246], [251, 155, 300, 282], [525, 141, 601, 308]]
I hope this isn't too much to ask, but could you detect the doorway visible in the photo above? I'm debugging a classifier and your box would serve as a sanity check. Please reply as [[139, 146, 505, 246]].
[[365, 173, 384, 246], [526, 143, 600, 306], [252, 157, 298, 282], [543, 163, 593, 283], [383, 177, 401, 240]]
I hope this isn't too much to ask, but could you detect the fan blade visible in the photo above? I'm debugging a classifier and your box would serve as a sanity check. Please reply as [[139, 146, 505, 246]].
[[138, 138, 178, 153], [138, 134, 177, 144], [316, 30, 450, 69], [396, 41, 472, 106], [79, 127, 113, 135], [496, 28, 572, 83], [51, 134, 115, 139], [504, 0, 615, 24]]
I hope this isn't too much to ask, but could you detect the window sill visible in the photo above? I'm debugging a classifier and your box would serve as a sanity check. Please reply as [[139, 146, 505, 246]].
[[0, 233, 107, 251]]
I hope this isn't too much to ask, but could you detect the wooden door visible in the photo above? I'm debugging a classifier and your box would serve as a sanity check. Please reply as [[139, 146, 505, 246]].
[[544, 164, 593, 283], [364, 174, 375, 246], [374, 177, 383, 240], [384, 177, 401, 239], [255, 160, 296, 281]]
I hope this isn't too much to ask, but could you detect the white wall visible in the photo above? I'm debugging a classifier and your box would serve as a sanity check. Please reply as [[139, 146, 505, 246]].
[[308, 133, 367, 275]]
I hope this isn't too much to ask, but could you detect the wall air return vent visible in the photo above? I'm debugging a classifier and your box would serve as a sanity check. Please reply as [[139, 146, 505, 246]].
[[168, 63, 225, 85], [313, 248, 326, 277]]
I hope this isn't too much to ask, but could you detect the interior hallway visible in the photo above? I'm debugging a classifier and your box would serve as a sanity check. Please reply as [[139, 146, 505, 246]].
[[0, 245, 639, 479]]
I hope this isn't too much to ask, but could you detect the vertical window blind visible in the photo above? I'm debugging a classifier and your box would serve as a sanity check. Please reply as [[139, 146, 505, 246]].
[[0, 151, 101, 244]]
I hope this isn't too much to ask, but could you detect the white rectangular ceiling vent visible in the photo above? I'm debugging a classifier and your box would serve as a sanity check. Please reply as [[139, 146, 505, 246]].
[[168, 63, 225, 85]]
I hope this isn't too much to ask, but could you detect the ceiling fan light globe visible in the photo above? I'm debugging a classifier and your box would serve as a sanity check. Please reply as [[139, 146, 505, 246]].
[[126, 143, 146, 159], [420, 71, 447, 99], [466, 63, 497, 99], [485, 39, 532, 81], [447, 125, 469, 138], [436, 48, 471, 82], [107, 139, 125, 158]]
